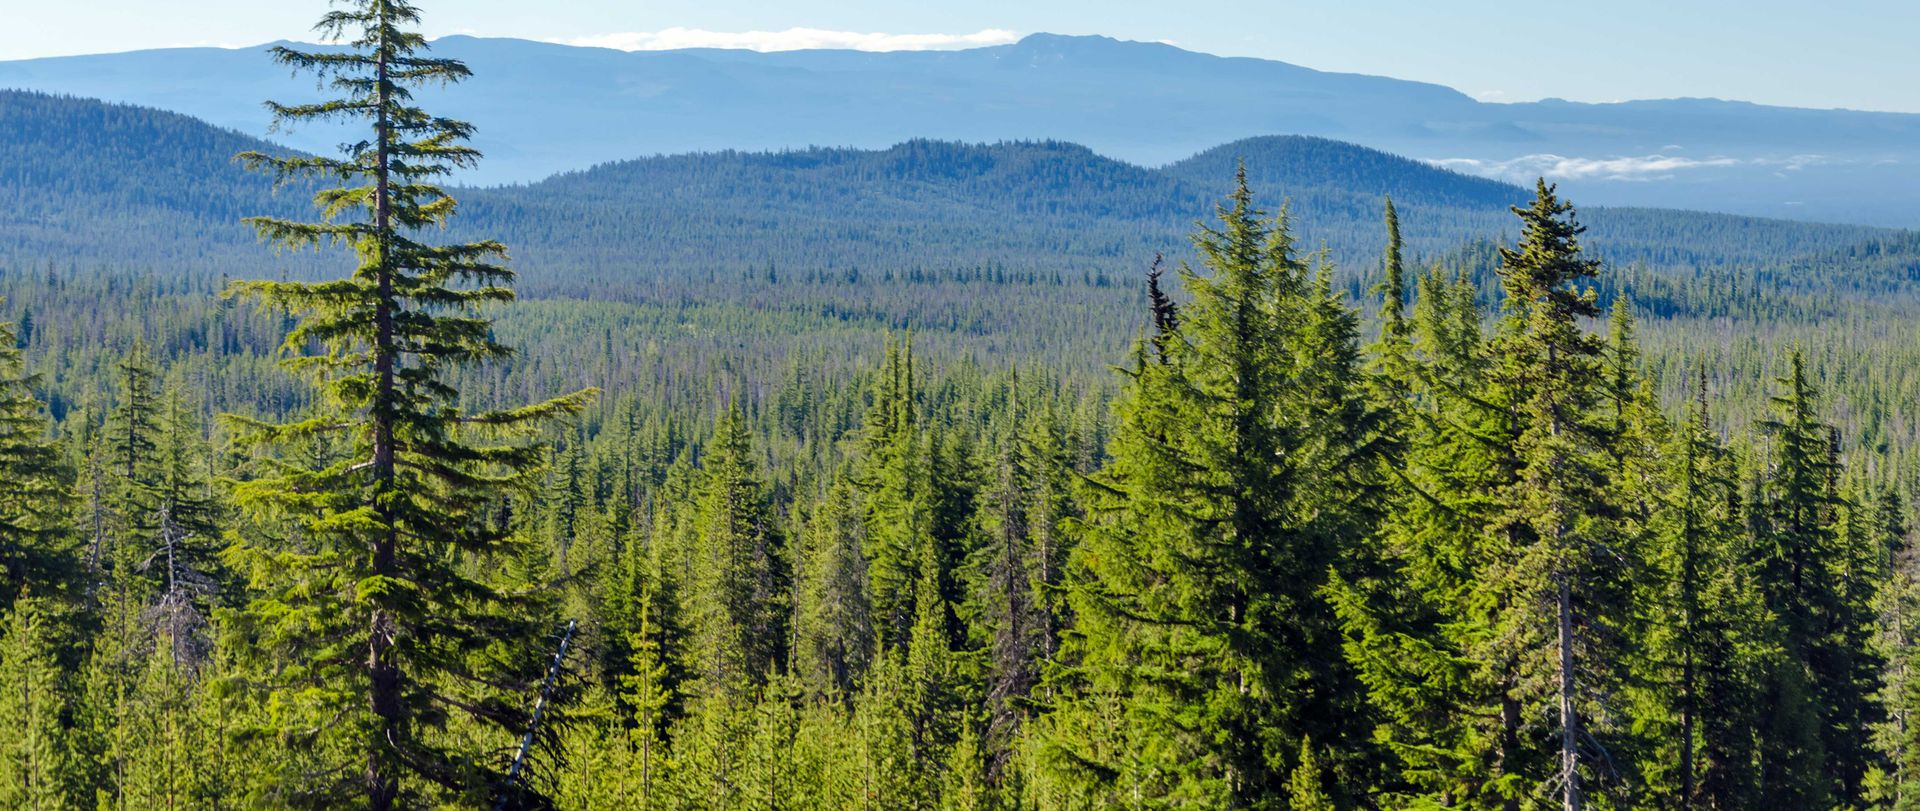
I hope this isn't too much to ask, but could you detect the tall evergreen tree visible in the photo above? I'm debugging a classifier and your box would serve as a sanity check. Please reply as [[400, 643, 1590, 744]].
[[106, 343, 161, 552], [686, 406, 786, 695], [1334, 182, 1634, 810], [1486, 180, 1631, 810], [0, 305, 72, 608], [1046, 168, 1387, 807], [861, 336, 928, 649], [0, 595, 74, 810], [794, 476, 875, 697], [224, 2, 593, 805], [1753, 349, 1877, 807], [1632, 375, 1770, 810]]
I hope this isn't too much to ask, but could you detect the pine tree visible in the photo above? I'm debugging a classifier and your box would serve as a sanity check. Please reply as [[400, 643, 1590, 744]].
[[1871, 491, 1920, 810], [861, 335, 931, 650], [1287, 739, 1336, 811], [14, 305, 31, 350], [623, 606, 676, 809], [1375, 196, 1411, 352], [1145, 253, 1179, 363], [794, 476, 875, 697], [1632, 374, 1770, 809], [685, 406, 786, 696], [906, 545, 960, 781], [854, 650, 929, 810], [0, 595, 75, 810], [1335, 261, 1510, 805], [973, 395, 1077, 785], [145, 384, 222, 666], [741, 675, 803, 811], [117, 641, 203, 810], [1487, 180, 1631, 810], [0, 305, 72, 608], [1047, 168, 1387, 807], [1753, 349, 1877, 807], [1333, 183, 1636, 809], [106, 343, 161, 553], [224, 2, 593, 805]]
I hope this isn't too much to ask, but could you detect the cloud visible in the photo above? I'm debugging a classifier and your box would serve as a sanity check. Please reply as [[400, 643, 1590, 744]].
[[559, 27, 1021, 53], [1431, 153, 1836, 183]]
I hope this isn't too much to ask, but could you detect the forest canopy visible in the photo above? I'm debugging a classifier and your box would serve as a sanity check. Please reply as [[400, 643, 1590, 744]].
[[2, 2, 1919, 810]]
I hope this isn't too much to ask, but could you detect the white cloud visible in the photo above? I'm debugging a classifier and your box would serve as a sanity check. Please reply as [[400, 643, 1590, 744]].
[[1430, 153, 1838, 183], [559, 27, 1021, 53]]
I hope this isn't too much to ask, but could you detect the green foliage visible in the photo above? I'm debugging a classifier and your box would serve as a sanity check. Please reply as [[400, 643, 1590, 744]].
[[0, 304, 73, 609], [1043, 167, 1389, 808], [0, 595, 76, 810], [8, 8, 1920, 807], [217, 1, 594, 806]]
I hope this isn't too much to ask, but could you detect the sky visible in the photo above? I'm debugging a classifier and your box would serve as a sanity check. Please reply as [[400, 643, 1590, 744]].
[[7, 0, 1918, 113]]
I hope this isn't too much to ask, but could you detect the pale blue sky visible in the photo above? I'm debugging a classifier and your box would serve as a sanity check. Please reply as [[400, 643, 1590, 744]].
[[9, 0, 1917, 113]]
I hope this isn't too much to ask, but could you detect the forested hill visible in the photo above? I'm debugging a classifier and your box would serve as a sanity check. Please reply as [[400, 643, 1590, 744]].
[[0, 91, 302, 269], [9, 34, 1920, 225], [0, 89, 1906, 299], [1165, 135, 1527, 210]]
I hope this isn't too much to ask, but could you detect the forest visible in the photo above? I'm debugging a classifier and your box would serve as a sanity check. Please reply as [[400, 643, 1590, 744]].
[[4, 1, 1920, 810]]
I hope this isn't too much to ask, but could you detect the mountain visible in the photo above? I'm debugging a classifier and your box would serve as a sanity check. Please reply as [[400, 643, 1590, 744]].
[[3, 34, 1917, 227], [0, 89, 1905, 311], [0, 89, 300, 269]]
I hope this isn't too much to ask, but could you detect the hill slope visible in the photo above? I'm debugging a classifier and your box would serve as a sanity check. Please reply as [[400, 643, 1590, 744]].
[[4, 34, 1918, 225], [0, 91, 1902, 304]]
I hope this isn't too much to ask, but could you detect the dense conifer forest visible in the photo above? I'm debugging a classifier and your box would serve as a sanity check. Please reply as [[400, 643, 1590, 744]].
[[4, 2, 1920, 809]]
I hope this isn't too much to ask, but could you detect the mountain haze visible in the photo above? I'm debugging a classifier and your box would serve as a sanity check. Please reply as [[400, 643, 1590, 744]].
[[2, 34, 1915, 226], [2, 90, 1901, 301]]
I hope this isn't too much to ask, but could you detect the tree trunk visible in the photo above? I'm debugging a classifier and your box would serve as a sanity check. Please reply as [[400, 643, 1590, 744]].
[[366, 8, 401, 809], [1560, 575, 1582, 811]]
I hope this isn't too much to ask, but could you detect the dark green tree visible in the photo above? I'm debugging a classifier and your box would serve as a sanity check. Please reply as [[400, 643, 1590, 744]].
[[1753, 349, 1877, 808], [1046, 168, 1387, 807], [224, 1, 593, 806], [1632, 375, 1770, 809], [685, 406, 786, 695], [794, 476, 874, 697], [0, 595, 75, 809], [1486, 181, 1632, 811], [0, 305, 72, 608]]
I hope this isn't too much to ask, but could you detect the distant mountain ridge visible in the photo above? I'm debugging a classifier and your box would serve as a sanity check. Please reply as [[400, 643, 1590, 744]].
[[1, 34, 1916, 226], [0, 90, 1906, 311]]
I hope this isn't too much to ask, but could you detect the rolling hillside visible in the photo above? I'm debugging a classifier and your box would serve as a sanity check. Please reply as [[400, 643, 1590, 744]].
[[4, 35, 1918, 225], [0, 90, 1905, 307]]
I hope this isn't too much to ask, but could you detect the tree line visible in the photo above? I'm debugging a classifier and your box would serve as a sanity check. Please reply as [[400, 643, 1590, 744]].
[[3, 1, 1920, 809]]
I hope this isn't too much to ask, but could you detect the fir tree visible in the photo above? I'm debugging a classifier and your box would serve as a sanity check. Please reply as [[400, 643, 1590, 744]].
[[1871, 491, 1920, 810], [794, 477, 875, 697], [107, 343, 161, 552], [1376, 196, 1410, 350], [0, 305, 72, 608], [224, 1, 593, 805], [1753, 349, 1875, 807], [861, 336, 931, 649], [1486, 180, 1630, 810], [1633, 374, 1769, 809], [0, 595, 75, 810], [686, 406, 786, 695], [1047, 167, 1387, 807], [144, 384, 222, 666]]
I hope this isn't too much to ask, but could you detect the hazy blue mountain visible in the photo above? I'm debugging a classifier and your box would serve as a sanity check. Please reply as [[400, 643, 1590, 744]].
[[4, 34, 1916, 226], [0, 90, 1903, 304]]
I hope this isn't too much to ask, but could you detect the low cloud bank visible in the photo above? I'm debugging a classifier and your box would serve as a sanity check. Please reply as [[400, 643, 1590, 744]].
[[1434, 153, 1835, 182]]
